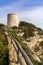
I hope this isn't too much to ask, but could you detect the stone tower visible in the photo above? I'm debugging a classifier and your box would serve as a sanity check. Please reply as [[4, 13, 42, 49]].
[[7, 13, 18, 27]]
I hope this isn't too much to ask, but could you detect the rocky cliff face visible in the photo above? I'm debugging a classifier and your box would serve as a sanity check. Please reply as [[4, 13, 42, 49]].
[[12, 21, 43, 62], [0, 25, 28, 65], [0, 22, 43, 65]]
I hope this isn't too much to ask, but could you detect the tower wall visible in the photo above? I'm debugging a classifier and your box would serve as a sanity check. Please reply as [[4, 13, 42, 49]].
[[7, 13, 18, 27]]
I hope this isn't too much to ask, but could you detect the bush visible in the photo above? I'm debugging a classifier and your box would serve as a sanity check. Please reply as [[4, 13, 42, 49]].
[[34, 47, 40, 52], [0, 35, 9, 65], [39, 41, 43, 46]]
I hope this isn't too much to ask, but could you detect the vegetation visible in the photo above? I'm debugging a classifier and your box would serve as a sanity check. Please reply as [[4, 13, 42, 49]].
[[12, 21, 43, 39], [22, 27, 34, 39], [0, 24, 9, 65], [39, 41, 43, 46], [34, 47, 40, 52], [38, 32, 43, 35], [0, 24, 5, 29], [10, 30, 31, 54], [28, 55, 43, 65], [11, 21, 43, 65], [9, 29, 43, 65], [0, 34, 9, 65], [0, 21, 43, 65], [19, 21, 37, 29], [19, 21, 35, 39]]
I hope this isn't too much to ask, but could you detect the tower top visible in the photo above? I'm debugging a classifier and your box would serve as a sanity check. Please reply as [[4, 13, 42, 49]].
[[8, 13, 17, 15]]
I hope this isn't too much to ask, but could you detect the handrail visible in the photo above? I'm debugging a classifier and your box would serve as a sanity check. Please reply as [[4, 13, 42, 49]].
[[1, 27, 33, 65], [8, 31, 33, 65]]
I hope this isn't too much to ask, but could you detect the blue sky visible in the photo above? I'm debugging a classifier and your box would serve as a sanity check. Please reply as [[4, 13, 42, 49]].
[[0, 0, 43, 29]]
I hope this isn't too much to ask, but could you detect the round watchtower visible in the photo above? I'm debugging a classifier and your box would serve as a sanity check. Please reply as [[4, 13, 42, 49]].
[[7, 13, 18, 27]]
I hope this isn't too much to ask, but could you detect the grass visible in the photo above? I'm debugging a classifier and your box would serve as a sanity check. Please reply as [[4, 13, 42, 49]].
[[8, 29, 43, 65]]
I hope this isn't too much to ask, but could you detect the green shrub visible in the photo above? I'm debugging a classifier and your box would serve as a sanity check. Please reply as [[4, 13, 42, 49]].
[[0, 35, 9, 65], [34, 47, 40, 52], [39, 41, 43, 46]]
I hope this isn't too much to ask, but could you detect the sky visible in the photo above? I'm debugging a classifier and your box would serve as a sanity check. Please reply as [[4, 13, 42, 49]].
[[0, 0, 43, 29]]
